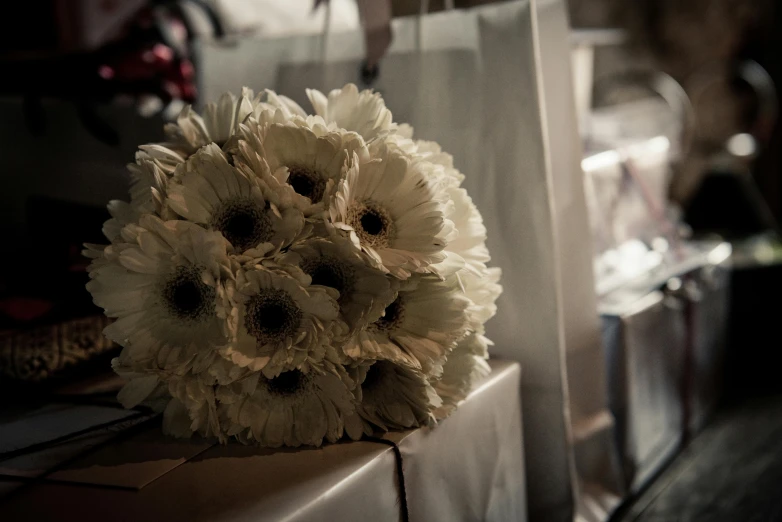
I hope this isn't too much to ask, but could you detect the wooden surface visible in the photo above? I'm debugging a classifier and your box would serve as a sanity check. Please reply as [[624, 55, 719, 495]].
[[614, 393, 782, 521]]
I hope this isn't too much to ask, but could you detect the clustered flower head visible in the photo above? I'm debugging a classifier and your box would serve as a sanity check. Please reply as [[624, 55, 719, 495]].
[[86, 84, 502, 447]]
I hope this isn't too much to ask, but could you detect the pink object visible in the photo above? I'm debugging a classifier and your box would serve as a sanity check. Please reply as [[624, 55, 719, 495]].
[[97, 65, 115, 80]]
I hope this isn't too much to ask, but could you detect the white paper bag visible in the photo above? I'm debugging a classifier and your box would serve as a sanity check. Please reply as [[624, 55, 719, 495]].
[[199, 2, 621, 519]]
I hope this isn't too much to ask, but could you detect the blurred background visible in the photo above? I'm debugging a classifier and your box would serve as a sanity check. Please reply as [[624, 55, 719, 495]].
[[0, 0, 780, 519]]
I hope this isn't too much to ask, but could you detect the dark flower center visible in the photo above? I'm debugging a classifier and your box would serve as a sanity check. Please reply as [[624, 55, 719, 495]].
[[362, 361, 389, 392], [211, 198, 271, 251], [373, 298, 404, 331], [245, 289, 302, 344], [311, 264, 343, 289], [360, 210, 384, 236], [266, 370, 308, 396], [161, 266, 215, 321], [301, 256, 355, 303], [288, 167, 326, 203], [350, 201, 393, 248]]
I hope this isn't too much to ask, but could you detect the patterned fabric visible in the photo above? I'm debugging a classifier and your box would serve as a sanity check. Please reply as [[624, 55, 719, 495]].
[[0, 316, 115, 382]]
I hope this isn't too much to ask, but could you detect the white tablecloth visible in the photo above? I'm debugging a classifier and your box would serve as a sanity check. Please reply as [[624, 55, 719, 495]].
[[0, 361, 525, 522]]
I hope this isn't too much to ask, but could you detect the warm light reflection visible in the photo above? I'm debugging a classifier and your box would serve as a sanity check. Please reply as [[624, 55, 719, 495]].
[[707, 243, 732, 265], [726, 133, 757, 158], [581, 136, 671, 172], [651, 237, 669, 253]]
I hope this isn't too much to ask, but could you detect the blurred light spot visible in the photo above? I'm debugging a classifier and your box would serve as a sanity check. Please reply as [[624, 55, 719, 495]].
[[582, 150, 620, 172], [98, 65, 114, 80], [164, 99, 187, 121], [138, 96, 164, 118], [651, 237, 669, 253], [626, 136, 670, 157], [581, 136, 669, 172], [152, 44, 174, 63], [726, 133, 756, 157], [707, 243, 732, 265], [754, 242, 775, 264]]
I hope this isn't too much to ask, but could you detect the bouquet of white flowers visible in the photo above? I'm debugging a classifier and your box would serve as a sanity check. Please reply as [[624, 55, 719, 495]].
[[85, 84, 502, 447]]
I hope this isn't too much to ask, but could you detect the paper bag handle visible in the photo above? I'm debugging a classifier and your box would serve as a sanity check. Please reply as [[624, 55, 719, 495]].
[[318, 0, 455, 86]]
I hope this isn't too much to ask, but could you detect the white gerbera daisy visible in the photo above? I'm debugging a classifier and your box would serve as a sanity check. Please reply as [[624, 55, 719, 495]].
[[412, 140, 465, 187], [137, 143, 187, 175], [328, 145, 453, 279], [164, 91, 247, 155], [440, 186, 491, 275], [112, 357, 165, 409], [461, 267, 503, 332], [223, 267, 344, 378], [162, 396, 198, 438], [86, 215, 232, 375], [351, 275, 470, 376], [235, 118, 368, 216], [103, 200, 139, 244], [344, 360, 441, 438], [82, 242, 124, 273], [163, 88, 308, 156], [114, 353, 246, 442], [217, 368, 355, 447], [106, 89, 308, 243], [250, 89, 309, 122], [278, 237, 395, 337], [102, 154, 171, 243], [164, 376, 223, 440], [306, 83, 400, 142], [166, 143, 306, 255], [433, 333, 492, 419]]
